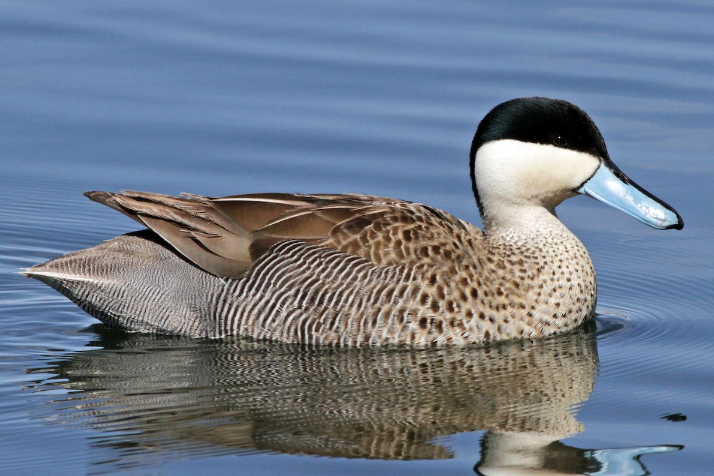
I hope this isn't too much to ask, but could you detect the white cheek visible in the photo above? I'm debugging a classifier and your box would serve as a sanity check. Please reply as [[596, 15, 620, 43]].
[[475, 140, 600, 205]]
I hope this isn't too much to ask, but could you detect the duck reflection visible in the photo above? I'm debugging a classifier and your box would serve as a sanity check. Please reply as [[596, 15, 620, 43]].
[[34, 323, 679, 473]]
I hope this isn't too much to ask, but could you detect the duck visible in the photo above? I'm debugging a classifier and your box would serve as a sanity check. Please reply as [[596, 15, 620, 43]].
[[25, 97, 683, 346]]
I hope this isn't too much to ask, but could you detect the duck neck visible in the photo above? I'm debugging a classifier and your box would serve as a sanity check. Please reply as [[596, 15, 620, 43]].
[[481, 202, 566, 237]]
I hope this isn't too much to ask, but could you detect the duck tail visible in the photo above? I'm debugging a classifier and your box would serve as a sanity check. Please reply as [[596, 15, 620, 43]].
[[23, 231, 222, 337]]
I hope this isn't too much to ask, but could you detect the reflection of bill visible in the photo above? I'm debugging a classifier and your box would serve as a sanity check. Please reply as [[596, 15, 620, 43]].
[[34, 323, 680, 473], [475, 432, 681, 476]]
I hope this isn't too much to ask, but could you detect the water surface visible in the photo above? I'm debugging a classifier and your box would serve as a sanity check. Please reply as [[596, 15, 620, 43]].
[[1, 1, 713, 475]]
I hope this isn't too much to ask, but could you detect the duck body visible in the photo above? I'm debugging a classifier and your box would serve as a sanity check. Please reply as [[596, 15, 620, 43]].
[[25, 98, 682, 346]]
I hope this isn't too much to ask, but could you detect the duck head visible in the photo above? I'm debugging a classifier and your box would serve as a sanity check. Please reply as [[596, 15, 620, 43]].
[[470, 97, 683, 230]]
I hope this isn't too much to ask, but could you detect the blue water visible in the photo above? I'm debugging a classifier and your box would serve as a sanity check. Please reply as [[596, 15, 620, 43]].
[[1, 1, 713, 475]]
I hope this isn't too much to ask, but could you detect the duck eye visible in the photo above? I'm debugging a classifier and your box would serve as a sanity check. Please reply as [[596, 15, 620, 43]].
[[552, 135, 568, 147]]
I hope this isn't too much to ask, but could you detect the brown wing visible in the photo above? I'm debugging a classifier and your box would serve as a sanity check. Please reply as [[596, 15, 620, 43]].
[[85, 191, 481, 278]]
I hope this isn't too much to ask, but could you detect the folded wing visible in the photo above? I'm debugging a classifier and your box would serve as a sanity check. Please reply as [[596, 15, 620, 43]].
[[85, 191, 480, 279]]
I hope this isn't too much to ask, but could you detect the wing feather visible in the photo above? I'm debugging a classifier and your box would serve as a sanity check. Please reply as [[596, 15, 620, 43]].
[[86, 191, 482, 278]]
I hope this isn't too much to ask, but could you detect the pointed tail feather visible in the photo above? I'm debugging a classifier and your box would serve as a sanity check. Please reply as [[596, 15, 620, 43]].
[[24, 231, 223, 336]]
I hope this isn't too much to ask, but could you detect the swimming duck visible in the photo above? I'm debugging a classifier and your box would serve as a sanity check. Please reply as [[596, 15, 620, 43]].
[[25, 97, 683, 346]]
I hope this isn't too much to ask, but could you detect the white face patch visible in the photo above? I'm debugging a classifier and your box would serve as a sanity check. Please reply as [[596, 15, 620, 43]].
[[474, 139, 601, 227]]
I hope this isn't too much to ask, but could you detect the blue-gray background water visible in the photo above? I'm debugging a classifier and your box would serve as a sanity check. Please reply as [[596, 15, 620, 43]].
[[1, 1, 713, 475]]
